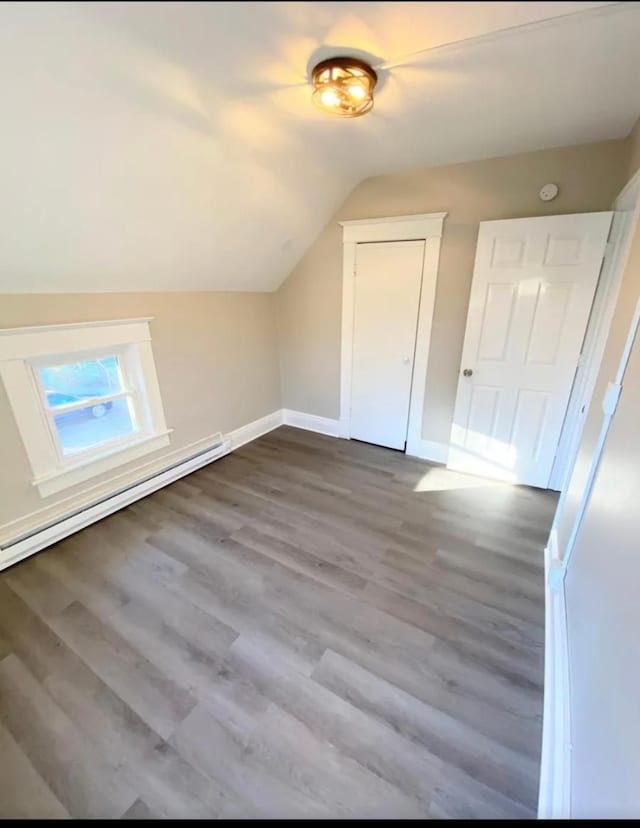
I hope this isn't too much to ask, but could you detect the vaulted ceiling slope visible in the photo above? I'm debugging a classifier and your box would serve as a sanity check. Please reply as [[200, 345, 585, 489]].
[[1, 1, 638, 293]]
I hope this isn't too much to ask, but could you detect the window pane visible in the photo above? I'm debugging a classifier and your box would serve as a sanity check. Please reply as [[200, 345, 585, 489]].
[[40, 356, 122, 408], [53, 397, 136, 456]]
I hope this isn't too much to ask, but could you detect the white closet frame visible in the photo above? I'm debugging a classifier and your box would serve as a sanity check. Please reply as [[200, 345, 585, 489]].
[[339, 212, 447, 460]]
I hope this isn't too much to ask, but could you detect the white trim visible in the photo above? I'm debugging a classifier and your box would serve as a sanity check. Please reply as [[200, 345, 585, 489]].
[[282, 409, 341, 437], [405, 237, 444, 458], [0, 410, 286, 570], [538, 532, 572, 819], [405, 438, 449, 465], [339, 212, 447, 450], [554, 297, 640, 587], [546, 527, 566, 591], [339, 239, 357, 438], [540, 277, 640, 814], [550, 173, 640, 491], [339, 212, 447, 228], [0, 319, 152, 360], [0, 320, 170, 496], [228, 410, 284, 450], [546, 525, 559, 563], [33, 431, 172, 497], [339, 212, 447, 243], [0, 318, 154, 337]]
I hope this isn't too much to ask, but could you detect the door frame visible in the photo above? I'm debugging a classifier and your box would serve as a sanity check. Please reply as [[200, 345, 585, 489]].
[[338, 212, 446, 458], [548, 167, 640, 572], [549, 174, 640, 490]]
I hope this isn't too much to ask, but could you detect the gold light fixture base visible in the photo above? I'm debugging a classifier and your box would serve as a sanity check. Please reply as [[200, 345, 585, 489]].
[[311, 57, 378, 118]]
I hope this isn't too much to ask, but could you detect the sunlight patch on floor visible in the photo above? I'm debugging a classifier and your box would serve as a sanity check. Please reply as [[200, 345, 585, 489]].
[[412, 466, 511, 493]]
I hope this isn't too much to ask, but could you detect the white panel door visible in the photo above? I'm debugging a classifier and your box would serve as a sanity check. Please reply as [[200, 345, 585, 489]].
[[350, 240, 425, 450], [448, 211, 612, 488]]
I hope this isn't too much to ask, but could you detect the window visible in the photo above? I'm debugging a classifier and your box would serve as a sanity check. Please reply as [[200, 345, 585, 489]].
[[38, 356, 135, 457], [0, 319, 171, 496]]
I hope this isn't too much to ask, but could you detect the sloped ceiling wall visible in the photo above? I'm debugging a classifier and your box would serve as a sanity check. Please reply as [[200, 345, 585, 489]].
[[0, 1, 638, 293]]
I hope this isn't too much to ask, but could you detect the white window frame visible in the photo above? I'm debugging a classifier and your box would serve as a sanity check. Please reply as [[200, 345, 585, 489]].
[[0, 318, 171, 497]]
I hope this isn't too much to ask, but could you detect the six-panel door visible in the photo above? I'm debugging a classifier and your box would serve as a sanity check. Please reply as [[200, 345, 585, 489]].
[[448, 212, 612, 488]]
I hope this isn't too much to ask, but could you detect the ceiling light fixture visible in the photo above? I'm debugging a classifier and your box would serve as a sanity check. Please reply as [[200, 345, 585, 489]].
[[311, 57, 378, 118]]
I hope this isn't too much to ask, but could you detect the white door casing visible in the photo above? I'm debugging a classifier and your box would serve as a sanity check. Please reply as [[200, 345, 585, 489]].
[[350, 241, 425, 450], [448, 211, 612, 488], [339, 212, 447, 460], [550, 167, 640, 564]]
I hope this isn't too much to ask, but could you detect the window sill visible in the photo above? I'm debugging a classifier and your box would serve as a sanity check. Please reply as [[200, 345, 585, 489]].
[[32, 430, 172, 498]]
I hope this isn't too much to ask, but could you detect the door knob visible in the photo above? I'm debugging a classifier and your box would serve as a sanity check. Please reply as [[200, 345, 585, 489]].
[[402, 356, 411, 365], [463, 368, 473, 377]]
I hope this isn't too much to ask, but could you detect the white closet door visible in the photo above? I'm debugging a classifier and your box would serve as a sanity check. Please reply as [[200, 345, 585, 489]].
[[448, 211, 612, 487], [350, 240, 425, 450]]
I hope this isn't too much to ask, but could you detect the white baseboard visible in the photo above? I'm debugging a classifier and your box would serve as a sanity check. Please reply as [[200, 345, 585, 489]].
[[282, 409, 341, 437], [538, 533, 572, 818], [228, 410, 283, 450], [291, 414, 449, 460], [0, 410, 285, 571], [405, 438, 450, 464]]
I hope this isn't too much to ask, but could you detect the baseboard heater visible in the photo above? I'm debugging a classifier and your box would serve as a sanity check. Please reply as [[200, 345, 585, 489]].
[[0, 435, 230, 572]]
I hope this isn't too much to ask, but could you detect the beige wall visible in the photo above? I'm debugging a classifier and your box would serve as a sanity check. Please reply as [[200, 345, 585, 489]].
[[276, 139, 628, 446], [0, 293, 280, 535]]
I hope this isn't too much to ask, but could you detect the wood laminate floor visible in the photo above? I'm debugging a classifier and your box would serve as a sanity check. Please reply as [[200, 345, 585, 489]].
[[0, 426, 556, 819]]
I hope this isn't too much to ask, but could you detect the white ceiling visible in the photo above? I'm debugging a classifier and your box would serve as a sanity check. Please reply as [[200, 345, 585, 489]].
[[0, 1, 638, 293]]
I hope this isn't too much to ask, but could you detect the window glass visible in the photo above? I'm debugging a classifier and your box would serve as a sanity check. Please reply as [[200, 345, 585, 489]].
[[53, 397, 136, 456], [38, 356, 137, 457], [39, 356, 122, 407]]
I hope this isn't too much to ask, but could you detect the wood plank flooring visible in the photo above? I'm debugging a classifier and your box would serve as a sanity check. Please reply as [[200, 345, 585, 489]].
[[0, 426, 556, 818]]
